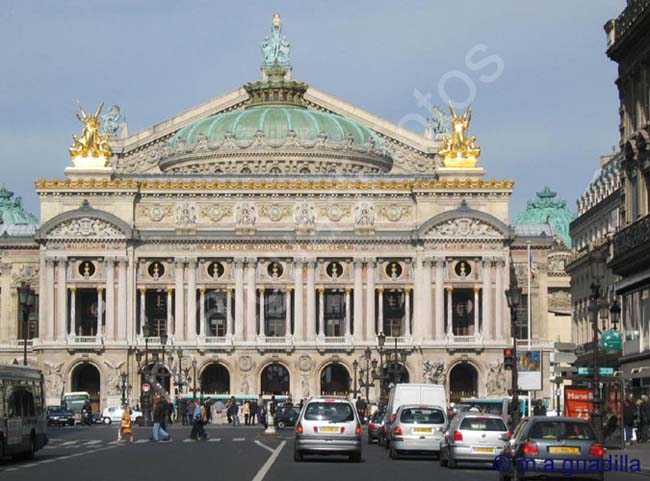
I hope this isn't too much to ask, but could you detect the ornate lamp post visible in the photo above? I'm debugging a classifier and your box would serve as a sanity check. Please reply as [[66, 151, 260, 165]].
[[351, 360, 360, 399], [17, 283, 35, 366], [119, 372, 130, 406], [135, 324, 153, 426], [505, 276, 522, 430]]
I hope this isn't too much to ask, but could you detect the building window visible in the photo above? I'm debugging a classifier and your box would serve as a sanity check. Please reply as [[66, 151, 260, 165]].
[[445, 288, 481, 336], [383, 289, 405, 336], [205, 290, 228, 336], [71, 288, 100, 336], [17, 291, 39, 340], [325, 290, 344, 336], [144, 290, 168, 337], [630, 172, 639, 221], [515, 294, 529, 340], [264, 290, 286, 337]]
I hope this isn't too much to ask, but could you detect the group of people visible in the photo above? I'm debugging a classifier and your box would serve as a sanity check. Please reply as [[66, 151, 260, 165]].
[[621, 394, 650, 444]]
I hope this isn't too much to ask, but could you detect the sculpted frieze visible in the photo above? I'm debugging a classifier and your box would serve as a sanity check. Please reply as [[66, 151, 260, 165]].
[[319, 204, 350, 223], [175, 202, 197, 228], [259, 204, 290, 222], [235, 202, 257, 227], [294, 201, 316, 229], [377, 203, 411, 222], [139, 204, 172, 222], [48, 217, 124, 240], [201, 205, 232, 223], [354, 202, 375, 227], [426, 217, 501, 239]]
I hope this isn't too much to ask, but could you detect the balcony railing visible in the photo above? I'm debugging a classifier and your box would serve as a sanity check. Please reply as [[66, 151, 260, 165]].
[[204, 336, 228, 344], [613, 215, 650, 260], [451, 335, 480, 344], [613, 0, 650, 44], [324, 336, 347, 344], [264, 337, 287, 344]]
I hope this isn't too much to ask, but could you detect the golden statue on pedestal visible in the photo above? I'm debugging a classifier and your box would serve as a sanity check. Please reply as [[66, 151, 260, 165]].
[[69, 102, 112, 159], [438, 101, 481, 169]]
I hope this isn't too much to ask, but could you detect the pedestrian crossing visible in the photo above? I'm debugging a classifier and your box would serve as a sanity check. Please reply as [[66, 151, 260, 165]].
[[44, 437, 244, 449]]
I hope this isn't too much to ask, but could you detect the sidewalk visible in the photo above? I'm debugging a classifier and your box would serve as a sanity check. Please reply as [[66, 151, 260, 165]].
[[609, 443, 650, 475]]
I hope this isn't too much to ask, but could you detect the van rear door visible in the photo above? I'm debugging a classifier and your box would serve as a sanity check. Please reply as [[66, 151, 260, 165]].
[[419, 386, 446, 409]]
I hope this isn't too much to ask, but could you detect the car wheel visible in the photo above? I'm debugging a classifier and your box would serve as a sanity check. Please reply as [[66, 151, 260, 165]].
[[440, 448, 448, 467], [349, 452, 362, 463], [277, 421, 286, 429], [384, 437, 390, 450], [103, 417, 112, 425], [389, 447, 399, 460], [294, 450, 303, 462]]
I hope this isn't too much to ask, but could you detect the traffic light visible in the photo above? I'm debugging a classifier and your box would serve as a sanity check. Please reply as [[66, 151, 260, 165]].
[[503, 348, 515, 370]]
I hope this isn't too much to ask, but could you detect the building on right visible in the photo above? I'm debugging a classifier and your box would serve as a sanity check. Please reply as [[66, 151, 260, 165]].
[[604, 1, 650, 391]]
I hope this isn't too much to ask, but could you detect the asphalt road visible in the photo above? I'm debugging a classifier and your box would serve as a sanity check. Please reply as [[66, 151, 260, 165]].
[[0, 424, 648, 481]]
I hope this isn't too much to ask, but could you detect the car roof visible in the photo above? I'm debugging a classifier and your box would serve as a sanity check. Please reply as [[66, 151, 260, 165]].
[[454, 412, 505, 420], [306, 396, 353, 403], [396, 404, 445, 410]]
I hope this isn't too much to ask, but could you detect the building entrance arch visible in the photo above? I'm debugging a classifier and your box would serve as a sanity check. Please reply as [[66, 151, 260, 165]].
[[320, 363, 350, 396], [201, 363, 230, 395], [260, 363, 290, 396], [70, 363, 101, 412], [449, 363, 478, 402]]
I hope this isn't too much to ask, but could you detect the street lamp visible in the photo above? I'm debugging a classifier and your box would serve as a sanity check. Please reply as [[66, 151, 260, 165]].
[[609, 299, 621, 330], [17, 283, 35, 366], [352, 360, 359, 399], [119, 372, 130, 406], [505, 276, 522, 430]]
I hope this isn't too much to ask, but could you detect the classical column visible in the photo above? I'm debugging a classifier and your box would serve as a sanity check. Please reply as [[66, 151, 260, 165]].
[[434, 259, 445, 340], [474, 287, 480, 337], [56, 258, 67, 341], [482, 259, 492, 340], [306, 261, 316, 340], [245, 258, 257, 341], [37, 254, 46, 341], [446, 287, 453, 336], [139, 288, 146, 337], [423, 259, 433, 339], [105, 259, 115, 341], [318, 288, 325, 336], [259, 288, 266, 337], [96, 287, 104, 338], [186, 260, 197, 341], [199, 288, 206, 338], [174, 259, 185, 341], [345, 287, 352, 337], [234, 259, 244, 341], [226, 288, 233, 337], [365, 260, 376, 339], [166, 288, 173, 336], [495, 259, 504, 340], [45, 258, 55, 341], [285, 287, 292, 337], [412, 257, 423, 340], [69, 287, 76, 336], [353, 260, 364, 342], [404, 287, 411, 337], [377, 288, 384, 334], [293, 260, 303, 341], [117, 258, 127, 341]]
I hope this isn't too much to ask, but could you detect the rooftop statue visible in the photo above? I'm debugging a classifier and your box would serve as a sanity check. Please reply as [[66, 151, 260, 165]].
[[437, 101, 481, 169], [424, 105, 451, 138], [99, 104, 122, 135], [69, 102, 112, 159], [260, 13, 291, 67]]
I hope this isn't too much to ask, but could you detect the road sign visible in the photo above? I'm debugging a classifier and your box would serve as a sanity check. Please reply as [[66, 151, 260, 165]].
[[554, 342, 577, 351], [576, 367, 614, 376], [556, 366, 577, 376], [550, 351, 577, 364], [142, 383, 151, 392]]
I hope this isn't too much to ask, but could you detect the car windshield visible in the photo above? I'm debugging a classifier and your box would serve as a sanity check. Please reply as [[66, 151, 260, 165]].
[[460, 417, 507, 431], [372, 412, 384, 422], [530, 421, 595, 441], [304, 402, 354, 423], [400, 407, 445, 425]]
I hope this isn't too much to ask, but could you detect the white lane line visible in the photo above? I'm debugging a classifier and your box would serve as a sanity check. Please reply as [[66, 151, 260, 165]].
[[134, 439, 148, 444], [84, 440, 103, 446], [0, 443, 123, 473], [233, 437, 246, 442], [60, 441, 78, 446], [182, 438, 194, 443], [254, 440, 275, 454], [251, 440, 286, 481], [208, 438, 222, 442]]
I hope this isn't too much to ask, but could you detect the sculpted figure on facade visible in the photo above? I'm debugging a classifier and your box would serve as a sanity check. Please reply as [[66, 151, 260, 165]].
[[175, 202, 197, 228], [429, 218, 500, 239], [235, 202, 257, 227], [301, 376, 310, 399], [99, 104, 122, 136], [423, 360, 445, 385], [241, 376, 250, 395], [49, 217, 123, 240], [43, 362, 65, 400], [103, 360, 126, 396], [294, 201, 315, 230], [486, 360, 506, 395], [354, 202, 375, 227]]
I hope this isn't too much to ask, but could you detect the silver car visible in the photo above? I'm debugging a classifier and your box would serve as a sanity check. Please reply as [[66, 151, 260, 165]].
[[440, 412, 509, 468], [294, 397, 362, 462], [388, 404, 447, 459]]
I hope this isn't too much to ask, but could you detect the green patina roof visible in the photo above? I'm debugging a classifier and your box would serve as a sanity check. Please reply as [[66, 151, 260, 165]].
[[171, 105, 382, 148], [513, 186, 576, 248], [0, 186, 37, 225]]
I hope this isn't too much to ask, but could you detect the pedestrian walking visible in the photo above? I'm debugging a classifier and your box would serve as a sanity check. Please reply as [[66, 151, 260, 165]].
[[249, 399, 257, 425], [639, 395, 650, 442], [180, 399, 188, 426], [118, 403, 134, 443], [244, 401, 251, 425], [623, 397, 635, 445], [533, 399, 547, 416], [229, 397, 241, 426], [258, 402, 268, 429], [226, 398, 232, 424], [152, 394, 171, 442], [189, 399, 208, 440]]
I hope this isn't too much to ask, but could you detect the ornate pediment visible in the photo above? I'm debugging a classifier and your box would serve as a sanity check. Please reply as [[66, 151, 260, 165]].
[[48, 217, 125, 240], [423, 217, 502, 240]]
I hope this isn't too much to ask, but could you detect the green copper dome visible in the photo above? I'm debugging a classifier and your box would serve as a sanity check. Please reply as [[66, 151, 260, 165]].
[[0, 186, 37, 225], [171, 105, 382, 148]]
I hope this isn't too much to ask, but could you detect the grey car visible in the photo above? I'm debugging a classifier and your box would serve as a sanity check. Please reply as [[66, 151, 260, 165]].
[[498, 416, 604, 481], [388, 404, 447, 459], [368, 411, 385, 444], [294, 397, 362, 462], [440, 412, 509, 468]]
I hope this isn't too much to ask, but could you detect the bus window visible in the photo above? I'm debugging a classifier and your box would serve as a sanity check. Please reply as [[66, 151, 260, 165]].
[[0, 381, 4, 418]]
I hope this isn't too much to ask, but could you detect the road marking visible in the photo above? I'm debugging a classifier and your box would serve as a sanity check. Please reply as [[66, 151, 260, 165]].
[[0, 442, 122, 473], [254, 440, 275, 454], [233, 437, 246, 441], [251, 440, 286, 481], [134, 439, 148, 444], [208, 438, 222, 442], [84, 440, 103, 446], [182, 438, 195, 443], [60, 441, 78, 446]]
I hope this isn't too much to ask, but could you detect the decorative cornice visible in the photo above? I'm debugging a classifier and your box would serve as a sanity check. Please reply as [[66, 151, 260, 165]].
[[35, 178, 138, 189]]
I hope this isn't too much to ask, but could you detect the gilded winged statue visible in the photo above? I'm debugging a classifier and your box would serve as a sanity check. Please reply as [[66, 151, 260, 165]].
[[437, 101, 481, 168], [69, 102, 112, 159]]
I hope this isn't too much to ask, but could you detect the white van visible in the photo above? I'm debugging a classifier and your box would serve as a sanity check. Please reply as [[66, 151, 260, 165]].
[[381, 384, 447, 447]]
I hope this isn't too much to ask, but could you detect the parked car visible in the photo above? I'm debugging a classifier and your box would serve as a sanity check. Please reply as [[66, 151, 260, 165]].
[[388, 404, 447, 459], [368, 411, 385, 444], [294, 396, 362, 462], [440, 412, 509, 468], [447, 403, 470, 421], [274, 405, 300, 429], [498, 416, 604, 481], [101, 406, 143, 425], [47, 405, 75, 426]]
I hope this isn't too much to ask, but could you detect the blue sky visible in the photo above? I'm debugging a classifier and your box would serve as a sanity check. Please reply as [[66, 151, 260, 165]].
[[0, 0, 624, 219]]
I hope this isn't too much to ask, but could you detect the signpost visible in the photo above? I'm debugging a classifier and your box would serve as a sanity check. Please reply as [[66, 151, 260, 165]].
[[564, 387, 593, 420], [142, 383, 151, 393]]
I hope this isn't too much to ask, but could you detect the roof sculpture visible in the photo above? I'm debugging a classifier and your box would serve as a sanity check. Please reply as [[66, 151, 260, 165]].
[[0, 186, 38, 225]]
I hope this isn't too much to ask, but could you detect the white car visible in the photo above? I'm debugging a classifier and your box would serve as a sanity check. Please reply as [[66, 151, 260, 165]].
[[101, 406, 143, 425]]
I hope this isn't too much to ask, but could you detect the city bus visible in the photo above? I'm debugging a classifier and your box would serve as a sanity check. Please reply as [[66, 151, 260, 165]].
[[62, 391, 91, 423], [460, 397, 527, 424], [0, 364, 48, 458]]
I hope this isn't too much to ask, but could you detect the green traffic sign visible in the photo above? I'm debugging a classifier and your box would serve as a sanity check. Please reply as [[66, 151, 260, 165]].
[[577, 367, 614, 376], [600, 329, 622, 351]]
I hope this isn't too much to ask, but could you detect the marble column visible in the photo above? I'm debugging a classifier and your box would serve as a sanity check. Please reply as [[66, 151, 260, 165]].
[[495, 260, 504, 340], [293, 260, 303, 341], [45, 258, 55, 341], [365, 260, 376, 339], [96, 288, 104, 338], [345, 288, 352, 337], [306, 262, 316, 340], [353, 260, 364, 342], [259, 288, 266, 337], [285, 287, 292, 337], [166, 288, 173, 336], [482, 259, 492, 340], [446, 287, 453, 336], [174, 260, 185, 341], [423, 259, 433, 339], [69, 287, 76, 336], [105, 259, 115, 341], [139, 288, 146, 337], [186, 260, 197, 341], [318, 288, 325, 336], [377, 288, 384, 334], [117, 259, 127, 341], [404, 288, 411, 337], [234, 259, 244, 341], [199, 288, 206, 338], [37, 254, 46, 341], [474, 287, 480, 336], [226, 288, 233, 337], [412, 257, 423, 340], [56, 258, 67, 341], [434, 259, 445, 340], [245, 259, 257, 341]]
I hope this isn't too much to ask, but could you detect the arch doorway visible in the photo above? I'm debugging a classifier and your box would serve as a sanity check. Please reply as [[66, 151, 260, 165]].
[[260, 363, 290, 395], [201, 363, 230, 395], [449, 363, 478, 402], [320, 363, 350, 396], [142, 363, 171, 394], [71, 363, 101, 412]]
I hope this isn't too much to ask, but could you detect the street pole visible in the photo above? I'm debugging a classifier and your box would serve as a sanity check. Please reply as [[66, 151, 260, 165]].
[[590, 283, 602, 442], [511, 308, 519, 429], [22, 309, 28, 366]]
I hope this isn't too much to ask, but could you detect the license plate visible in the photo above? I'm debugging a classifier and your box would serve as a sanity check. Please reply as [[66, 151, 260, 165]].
[[473, 447, 495, 453], [548, 446, 580, 454], [320, 426, 340, 433], [413, 427, 432, 433]]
